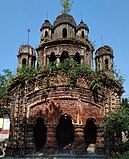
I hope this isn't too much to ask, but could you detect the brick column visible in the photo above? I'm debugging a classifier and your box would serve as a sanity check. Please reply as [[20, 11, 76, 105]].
[[25, 123, 34, 155], [72, 126, 86, 154], [44, 125, 58, 154], [95, 128, 105, 155]]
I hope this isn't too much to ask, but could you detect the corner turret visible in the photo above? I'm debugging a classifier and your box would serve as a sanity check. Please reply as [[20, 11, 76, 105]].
[[17, 45, 36, 69]]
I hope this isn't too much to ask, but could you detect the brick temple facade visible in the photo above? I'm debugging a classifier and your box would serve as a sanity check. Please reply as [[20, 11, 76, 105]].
[[6, 13, 124, 156]]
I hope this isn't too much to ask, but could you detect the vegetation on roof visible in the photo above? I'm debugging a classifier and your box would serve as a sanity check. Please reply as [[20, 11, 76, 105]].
[[0, 59, 124, 100], [60, 0, 73, 14]]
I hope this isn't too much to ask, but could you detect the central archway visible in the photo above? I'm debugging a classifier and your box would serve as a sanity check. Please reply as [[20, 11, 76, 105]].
[[33, 117, 47, 151], [56, 115, 74, 150], [60, 51, 69, 62]]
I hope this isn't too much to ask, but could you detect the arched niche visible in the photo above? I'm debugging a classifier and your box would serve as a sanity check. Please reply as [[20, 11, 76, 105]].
[[60, 51, 69, 62], [62, 28, 67, 38], [105, 59, 109, 70], [82, 31, 84, 38], [49, 52, 57, 62], [45, 30, 48, 38], [22, 58, 27, 67], [73, 52, 81, 64], [33, 117, 47, 151], [31, 56, 36, 67], [56, 115, 74, 150]]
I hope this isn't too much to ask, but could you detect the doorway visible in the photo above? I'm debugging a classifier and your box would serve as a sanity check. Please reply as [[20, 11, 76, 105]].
[[84, 118, 97, 150], [33, 117, 47, 151], [56, 115, 74, 151]]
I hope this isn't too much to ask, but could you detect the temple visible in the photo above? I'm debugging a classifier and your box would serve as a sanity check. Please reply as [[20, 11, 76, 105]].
[[6, 13, 124, 157]]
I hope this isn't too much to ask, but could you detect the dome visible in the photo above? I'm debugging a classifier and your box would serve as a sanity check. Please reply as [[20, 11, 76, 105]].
[[18, 45, 36, 57], [95, 45, 113, 57], [40, 19, 52, 31], [53, 14, 76, 29], [76, 20, 89, 32]]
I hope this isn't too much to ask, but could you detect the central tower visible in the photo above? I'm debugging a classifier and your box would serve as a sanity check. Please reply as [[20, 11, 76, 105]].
[[36, 13, 94, 69]]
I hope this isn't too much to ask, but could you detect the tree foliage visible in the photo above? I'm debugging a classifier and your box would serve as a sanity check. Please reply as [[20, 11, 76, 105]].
[[121, 98, 129, 108], [0, 106, 10, 117], [0, 69, 14, 99], [104, 108, 129, 135], [108, 151, 129, 159]]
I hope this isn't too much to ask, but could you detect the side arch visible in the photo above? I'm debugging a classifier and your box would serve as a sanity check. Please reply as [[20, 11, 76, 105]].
[[49, 52, 56, 62], [84, 118, 97, 146], [33, 117, 47, 151]]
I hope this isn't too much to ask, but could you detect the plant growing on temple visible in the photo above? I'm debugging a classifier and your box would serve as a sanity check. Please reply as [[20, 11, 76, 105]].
[[46, 58, 124, 90], [15, 66, 41, 81], [60, 0, 73, 14], [114, 68, 125, 86], [46, 58, 93, 87]]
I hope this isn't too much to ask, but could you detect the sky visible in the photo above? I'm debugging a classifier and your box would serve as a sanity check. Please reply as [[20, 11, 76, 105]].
[[0, 0, 129, 98]]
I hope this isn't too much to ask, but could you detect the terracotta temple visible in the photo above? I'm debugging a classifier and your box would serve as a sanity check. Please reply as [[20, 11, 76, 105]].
[[6, 13, 124, 156]]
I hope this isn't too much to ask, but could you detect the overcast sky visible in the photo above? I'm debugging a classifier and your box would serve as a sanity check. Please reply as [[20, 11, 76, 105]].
[[0, 0, 129, 98]]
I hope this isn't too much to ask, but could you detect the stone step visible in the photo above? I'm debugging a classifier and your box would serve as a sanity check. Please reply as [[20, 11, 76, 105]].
[[42, 155, 107, 159], [23, 154, 108, 159]]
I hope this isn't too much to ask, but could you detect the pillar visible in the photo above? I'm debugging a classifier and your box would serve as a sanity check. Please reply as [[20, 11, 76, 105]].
[[25, 123, 34, 155], [95, 128, 105, 155], [72, 126, 86, 154], [44, 125, 58, 154]]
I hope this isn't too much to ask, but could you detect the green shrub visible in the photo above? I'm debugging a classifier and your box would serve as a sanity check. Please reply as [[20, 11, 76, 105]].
[[108, 151, 129, 159]]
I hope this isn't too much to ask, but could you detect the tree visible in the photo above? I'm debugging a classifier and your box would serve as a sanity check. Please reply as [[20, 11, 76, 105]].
[[104, 108, 129, 134], [121, 98, 129, 108], [0, 69, 13, 117], [104, 107, 129, 153]]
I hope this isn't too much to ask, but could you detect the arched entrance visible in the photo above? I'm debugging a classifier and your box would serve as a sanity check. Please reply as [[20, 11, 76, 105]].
[[60, 51, 69, 62], [33, 117, 47, 151], [84, 118, 97, 149], [49, 52, 56, 62], [73, 52, 81, 64], [56, 115, 74, 151]]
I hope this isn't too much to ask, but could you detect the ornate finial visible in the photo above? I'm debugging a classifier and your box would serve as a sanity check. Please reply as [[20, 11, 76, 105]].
[[60, 0, 73, 14]]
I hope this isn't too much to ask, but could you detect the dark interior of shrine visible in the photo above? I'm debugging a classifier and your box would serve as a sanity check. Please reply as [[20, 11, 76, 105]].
[[56, 115, 74, 150], [84, 118, 97, 147], [33, 117, 47, 151]]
